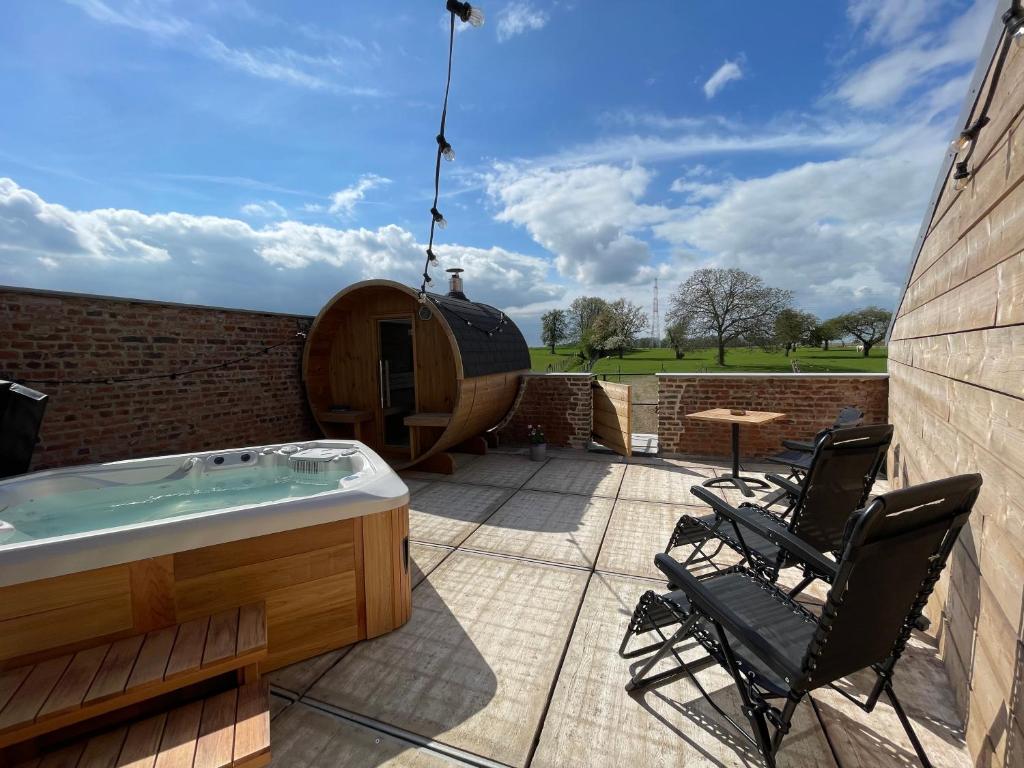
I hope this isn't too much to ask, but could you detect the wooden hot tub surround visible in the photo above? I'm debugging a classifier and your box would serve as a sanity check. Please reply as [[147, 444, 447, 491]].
[[0, 505, 410, 674]]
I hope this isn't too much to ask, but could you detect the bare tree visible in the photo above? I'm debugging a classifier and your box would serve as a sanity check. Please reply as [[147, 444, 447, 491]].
[[669, 268, 793, 366], [540, 309, 569, 354], [834, 306, 892, 357]]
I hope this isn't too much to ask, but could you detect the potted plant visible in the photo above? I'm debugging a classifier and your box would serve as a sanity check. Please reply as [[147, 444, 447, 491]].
[[527, 424, 547, 461]]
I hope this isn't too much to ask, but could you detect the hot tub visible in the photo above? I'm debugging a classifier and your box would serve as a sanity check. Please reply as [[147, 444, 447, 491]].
[[0, 440, 412, 671]]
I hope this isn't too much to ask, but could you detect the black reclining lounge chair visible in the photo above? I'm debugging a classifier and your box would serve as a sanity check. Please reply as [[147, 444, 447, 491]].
[[620, 473, 982, 768], [765, 404, 864, 479], [666, 424, 892, 595]]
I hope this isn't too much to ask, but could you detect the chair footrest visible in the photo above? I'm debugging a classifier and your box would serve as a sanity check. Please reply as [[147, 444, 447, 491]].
[[14, 681, 271, 768], [0, 602, 267, 749]]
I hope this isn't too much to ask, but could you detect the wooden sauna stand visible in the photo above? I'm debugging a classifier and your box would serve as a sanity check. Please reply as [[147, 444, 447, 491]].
[[0, 506, 411, 675]]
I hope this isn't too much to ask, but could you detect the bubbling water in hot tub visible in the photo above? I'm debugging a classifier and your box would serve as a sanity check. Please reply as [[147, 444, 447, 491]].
[[0, 444, 371, 545]]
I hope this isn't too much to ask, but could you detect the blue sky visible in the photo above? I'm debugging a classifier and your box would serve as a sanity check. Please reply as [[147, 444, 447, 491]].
[[0, 0, 997, 343]]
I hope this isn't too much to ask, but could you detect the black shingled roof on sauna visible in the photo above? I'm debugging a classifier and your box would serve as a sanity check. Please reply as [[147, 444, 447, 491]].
[[427, 292, 531, 378]]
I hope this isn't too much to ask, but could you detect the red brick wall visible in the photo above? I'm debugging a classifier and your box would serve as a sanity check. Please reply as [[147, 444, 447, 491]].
[[0, 287, 319, 470], [658, 374, 889, 459], [498, 373, 593, 449]]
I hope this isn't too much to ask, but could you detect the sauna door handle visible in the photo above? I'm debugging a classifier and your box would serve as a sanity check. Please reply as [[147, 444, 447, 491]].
[[379, 360, 385, 407], [384, 360, 392, 407]]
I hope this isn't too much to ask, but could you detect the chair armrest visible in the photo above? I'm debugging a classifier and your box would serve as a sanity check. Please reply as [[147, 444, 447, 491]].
[[765, 473, 803, 499], [654, 554, 803, 683], [760, 525, 837, 581], [691, 485, 787, 539], [781, 439, 815, 452], [689, 484, 745, 518]]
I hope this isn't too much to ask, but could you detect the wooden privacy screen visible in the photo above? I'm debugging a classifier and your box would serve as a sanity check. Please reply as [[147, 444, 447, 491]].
[[592, 381, 631, 457]]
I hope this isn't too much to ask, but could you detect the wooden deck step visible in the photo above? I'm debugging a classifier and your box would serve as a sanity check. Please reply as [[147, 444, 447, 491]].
[[14, 680, 271, 768], [0, 602, 267, 749]]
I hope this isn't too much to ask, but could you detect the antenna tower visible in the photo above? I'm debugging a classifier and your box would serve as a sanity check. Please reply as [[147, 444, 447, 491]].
[[651, 278, 661, 347]]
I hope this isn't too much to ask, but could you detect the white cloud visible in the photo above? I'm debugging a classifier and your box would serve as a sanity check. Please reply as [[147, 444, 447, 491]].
[[652, 150, 935, 313], [240, 200, 287, 218], [846, 0, 956, 46], [497, 2, 549, 42], [64, 0, 382, 94], [0, 178, 560, 320], [522, 116, 886, 169], [703, 59, 744, 99], [486, 163, 669, 285], [328, 175, 391, 217], [836, 0, 991, 108]]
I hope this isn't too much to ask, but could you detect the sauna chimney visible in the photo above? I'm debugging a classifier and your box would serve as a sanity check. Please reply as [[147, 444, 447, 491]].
[[446, 268, 468, 301]]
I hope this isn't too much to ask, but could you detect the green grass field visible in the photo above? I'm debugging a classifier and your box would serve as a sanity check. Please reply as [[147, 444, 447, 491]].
[[530, 345, 888, 375]]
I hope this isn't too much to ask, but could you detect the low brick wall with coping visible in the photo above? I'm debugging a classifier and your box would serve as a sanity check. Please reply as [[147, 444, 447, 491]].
[[658, 373, 889, 459], [497, 373, 593, 449], [1, 286, 319, 470]]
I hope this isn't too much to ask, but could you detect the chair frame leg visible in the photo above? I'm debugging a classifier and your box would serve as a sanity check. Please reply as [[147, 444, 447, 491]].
[[884, 684, 933, 768]]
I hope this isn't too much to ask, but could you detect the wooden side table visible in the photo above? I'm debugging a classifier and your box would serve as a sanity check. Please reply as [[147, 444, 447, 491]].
[[686, 408, 786, 497]]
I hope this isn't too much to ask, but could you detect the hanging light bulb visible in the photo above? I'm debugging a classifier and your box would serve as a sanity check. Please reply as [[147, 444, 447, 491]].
[[1014, 22, 1024, 48], [422, 271, 433, 284], [437, 134, 455, 162], [431, 207, 447, 229], [952, 161, 970, 191], [951, 131, 973, 153], [426, 247, 438, 263], [446, 0, 484, 27]]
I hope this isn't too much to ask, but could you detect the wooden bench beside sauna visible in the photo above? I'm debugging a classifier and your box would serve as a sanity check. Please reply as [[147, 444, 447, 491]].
[[303, 270, 531, 474]]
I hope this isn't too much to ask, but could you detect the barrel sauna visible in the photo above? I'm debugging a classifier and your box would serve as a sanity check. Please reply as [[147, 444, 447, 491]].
[[303, 274, 530, 471]]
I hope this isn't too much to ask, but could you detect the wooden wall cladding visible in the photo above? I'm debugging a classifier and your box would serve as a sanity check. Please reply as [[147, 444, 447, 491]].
[[0, 509, 411, 674], [887, 31, 1024, 767]]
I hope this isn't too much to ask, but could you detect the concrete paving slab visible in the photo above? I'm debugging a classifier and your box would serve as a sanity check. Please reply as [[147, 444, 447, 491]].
[[462, 490, 615, 567], [619, 463, 715, 504], [532, 572, 837, 768], [306, 551, 589, 767], [408, 482, 515, 547], [596, 499, 701, 580], [447, 454, 546, 488], [267, 647, 350, 697], [271, 702, 460, 767], [410, 542, 453, 587], [524, 458, 626, 498]]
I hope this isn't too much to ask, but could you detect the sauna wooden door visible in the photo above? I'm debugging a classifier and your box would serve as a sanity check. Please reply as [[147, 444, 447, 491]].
[[377, 317, 416, 452], [592, 380, 632, 457]]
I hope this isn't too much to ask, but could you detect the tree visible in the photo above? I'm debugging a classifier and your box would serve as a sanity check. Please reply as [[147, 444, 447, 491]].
[[808, 318, 842, 350], [668, 268, 793, 366], [774, 310, 818, 356], [834, 306, 892, 357], [591, 299, 647, 358], [566, 297, 608, 343], [540, 309, 569, 354], [665, 317, 693, 359]]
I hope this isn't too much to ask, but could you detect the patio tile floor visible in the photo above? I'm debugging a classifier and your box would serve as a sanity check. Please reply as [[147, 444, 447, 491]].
[[270, 451, 970, 768]]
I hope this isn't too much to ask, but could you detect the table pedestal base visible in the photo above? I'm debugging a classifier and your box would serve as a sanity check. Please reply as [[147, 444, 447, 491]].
[[699, 421, 769, 498]]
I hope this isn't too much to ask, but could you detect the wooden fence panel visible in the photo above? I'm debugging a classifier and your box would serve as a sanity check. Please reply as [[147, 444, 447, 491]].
[[592, 381, 631, 457]]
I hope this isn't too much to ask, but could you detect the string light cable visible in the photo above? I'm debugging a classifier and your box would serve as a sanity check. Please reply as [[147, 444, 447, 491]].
[[14, 326, 309, 387], [417, 0, 484, 297], [950, 0, 1024, 190]]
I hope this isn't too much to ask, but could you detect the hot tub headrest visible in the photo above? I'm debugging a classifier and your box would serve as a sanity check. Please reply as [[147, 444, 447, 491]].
[[0, 380, 49, 479]]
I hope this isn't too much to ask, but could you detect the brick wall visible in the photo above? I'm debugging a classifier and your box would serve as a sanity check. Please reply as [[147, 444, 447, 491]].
[[498, 373, 593, 449], [0, 287, 319, 470], [658, 373, 889, 459]]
